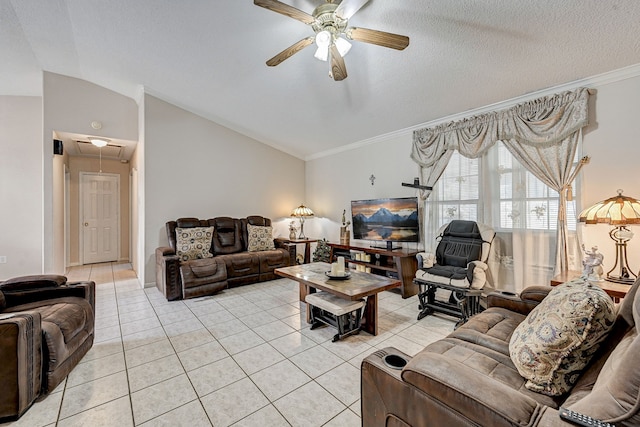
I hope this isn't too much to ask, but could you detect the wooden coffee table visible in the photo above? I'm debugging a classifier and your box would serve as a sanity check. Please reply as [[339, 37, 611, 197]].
[[275, 262, 401, 336]]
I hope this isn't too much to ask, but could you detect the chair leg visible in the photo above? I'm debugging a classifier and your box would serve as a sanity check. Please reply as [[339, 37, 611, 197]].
[[417, 284, 436, 321]]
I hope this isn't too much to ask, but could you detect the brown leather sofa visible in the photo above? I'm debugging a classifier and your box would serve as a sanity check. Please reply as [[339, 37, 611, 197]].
[[362, 279, 640, 426], [0, 275, 95, 421], [156, 215, 294, 300]]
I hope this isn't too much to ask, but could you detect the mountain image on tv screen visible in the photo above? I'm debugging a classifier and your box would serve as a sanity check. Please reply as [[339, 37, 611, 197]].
[[351, 197, 419, 242]]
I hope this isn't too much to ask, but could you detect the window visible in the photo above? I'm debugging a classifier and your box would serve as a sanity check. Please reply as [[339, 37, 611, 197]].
[[431, 151, 479, 229], [431, 144, 577, 232], [495, 145, 577, 231]]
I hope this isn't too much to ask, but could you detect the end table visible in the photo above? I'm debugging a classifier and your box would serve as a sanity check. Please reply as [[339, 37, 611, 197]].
[[550, 270, 630, 303], [275, 238, 318, 264]]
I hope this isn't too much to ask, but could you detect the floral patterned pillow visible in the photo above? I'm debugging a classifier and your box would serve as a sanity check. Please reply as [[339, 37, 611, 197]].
[[175, 227, 214, 261], [509, 279, 616, 396], [247, 224, 275, 252]]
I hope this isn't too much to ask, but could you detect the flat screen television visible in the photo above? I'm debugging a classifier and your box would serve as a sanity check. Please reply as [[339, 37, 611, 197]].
[[351, 197, 420, 250]]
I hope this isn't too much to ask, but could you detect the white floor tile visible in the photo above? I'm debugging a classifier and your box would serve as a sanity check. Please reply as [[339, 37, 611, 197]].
[[250, 359, 311, 401], [130, 374, 197, 425], [200, 377, 269, 427], [232, 342, 285, 375], [187, 356, 246, 397], [57, 396, 133, 427], [137, 399, 211, 427], [274, 381, 345, 427]]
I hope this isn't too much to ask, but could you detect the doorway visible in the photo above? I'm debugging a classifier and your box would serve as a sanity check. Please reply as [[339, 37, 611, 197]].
[[80, 172, 120, 264]]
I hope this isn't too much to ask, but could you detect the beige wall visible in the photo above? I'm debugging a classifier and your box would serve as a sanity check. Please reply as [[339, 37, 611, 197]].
[[0, 96, 43, 279], [306, 69, 640, 282], [143, 94, 306, 285], [68, 156, 131, 265], [43, 72, 138, 274]]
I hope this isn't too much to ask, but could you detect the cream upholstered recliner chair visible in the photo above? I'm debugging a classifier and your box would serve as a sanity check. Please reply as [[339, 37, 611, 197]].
[[414, 220, 495, 327]]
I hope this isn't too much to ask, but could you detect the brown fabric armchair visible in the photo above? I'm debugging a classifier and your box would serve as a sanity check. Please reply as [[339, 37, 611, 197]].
[[362, 280, 640, 426], [0, 275, 95, 421]]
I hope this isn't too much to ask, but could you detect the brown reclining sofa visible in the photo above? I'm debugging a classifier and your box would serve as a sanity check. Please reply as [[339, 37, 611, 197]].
[[156, 215, 293, 300], [362, 278, 640, 426], [0, 275, 95, 421]]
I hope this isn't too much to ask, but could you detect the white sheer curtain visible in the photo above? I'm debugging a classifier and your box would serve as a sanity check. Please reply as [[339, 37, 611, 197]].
[[412, 88, 591, 292]]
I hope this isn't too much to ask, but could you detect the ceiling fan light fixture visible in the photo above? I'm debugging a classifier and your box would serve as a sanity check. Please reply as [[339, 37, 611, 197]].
[[335, 37, 351, 57], [315, 30, 331, 49], [314, 46, 329, 61], [89, 137, 109, 148]]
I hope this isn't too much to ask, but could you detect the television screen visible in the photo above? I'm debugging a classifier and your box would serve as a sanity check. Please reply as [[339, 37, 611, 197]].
[[351, 197, 420, 243]]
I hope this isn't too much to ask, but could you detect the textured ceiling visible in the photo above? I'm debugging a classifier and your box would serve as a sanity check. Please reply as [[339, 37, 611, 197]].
[[2, 0, 640, 160]]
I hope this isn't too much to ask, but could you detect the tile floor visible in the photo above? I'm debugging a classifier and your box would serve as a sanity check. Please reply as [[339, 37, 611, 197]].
[[2, 262, 455, 427]]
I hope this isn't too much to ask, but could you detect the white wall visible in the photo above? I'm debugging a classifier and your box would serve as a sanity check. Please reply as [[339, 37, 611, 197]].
[[580, 74, 640, 276], [42, 72, 138, 274], [143, 94, 305, 285], [307, 68, 640, 281], [306, 132, 422, 248], [0, 96, 43, 279]]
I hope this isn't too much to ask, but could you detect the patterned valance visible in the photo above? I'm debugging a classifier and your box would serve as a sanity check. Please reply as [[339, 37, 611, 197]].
[[411, 87, 590, 167]]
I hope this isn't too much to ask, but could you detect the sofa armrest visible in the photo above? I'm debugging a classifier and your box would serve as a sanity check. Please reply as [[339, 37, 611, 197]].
[[156, 247, 182, 300], [2, 280, 95, 311], [156, 246, 176, 257], [416, 252, 434, 269], [0, 275, 66, 292], [0, 311, 43, 419], [519, 285, 553, 303], [487, 285, 551, 315]]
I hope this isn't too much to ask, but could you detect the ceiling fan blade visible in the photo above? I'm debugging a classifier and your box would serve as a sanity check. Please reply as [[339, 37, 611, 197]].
[[335, 0, 369, 20], [347, 27, 410, 50], [329, 44, 348, 81], [254, 0, 315, 25], [266, 37, 315, 66]]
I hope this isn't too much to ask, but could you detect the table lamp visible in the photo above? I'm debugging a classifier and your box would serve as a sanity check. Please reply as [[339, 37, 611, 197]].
[[291, 204, 314, 239], [578, 189, 640, 284]]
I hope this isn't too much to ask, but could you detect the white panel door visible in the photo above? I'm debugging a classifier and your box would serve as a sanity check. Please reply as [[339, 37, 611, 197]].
[[81, 173, 119, 264]]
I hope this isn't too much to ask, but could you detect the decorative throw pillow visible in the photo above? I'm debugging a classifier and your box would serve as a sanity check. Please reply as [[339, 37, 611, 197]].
[[247, 224, 275, 252], [175, 227, 214, 261], [509, 279, 616, 396]]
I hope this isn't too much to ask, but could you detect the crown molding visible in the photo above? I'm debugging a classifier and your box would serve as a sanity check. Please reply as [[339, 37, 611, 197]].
[[305, 63, 640, 162]]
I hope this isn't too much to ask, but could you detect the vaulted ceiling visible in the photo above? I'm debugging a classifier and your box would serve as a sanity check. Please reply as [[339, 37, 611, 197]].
[[2, 0, 640, 160]]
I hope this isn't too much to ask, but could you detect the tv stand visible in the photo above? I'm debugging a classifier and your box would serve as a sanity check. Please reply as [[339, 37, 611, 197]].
[[328, 243, 418, 298], [371, 241, 402, 251]]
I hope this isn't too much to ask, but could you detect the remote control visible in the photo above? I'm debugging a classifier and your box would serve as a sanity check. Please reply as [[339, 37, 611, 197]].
[[559, 407, 614, 427]]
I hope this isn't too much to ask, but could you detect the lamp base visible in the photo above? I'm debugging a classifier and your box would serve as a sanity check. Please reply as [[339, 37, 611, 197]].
[[607, 273, 636, 285], [605, 228, 637, 286]]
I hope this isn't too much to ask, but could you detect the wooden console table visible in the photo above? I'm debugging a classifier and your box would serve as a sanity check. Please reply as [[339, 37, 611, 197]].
[[328, 243, 418, 298], [550, 270, 630, 303]]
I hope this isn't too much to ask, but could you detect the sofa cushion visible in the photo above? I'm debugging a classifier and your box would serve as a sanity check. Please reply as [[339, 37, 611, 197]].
[[246, 224, 276, 252], [211, 217, 243, 255], [175, 227, 214, 261], [509, 279, 615, 396], [403, 337, 560, 426]]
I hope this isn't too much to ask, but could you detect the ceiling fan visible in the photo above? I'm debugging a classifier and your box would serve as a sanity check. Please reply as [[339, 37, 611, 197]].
[[254, 0, 410, 81]]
